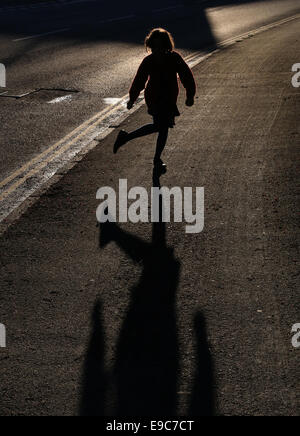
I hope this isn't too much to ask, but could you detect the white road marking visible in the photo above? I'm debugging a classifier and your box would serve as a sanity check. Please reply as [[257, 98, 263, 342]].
[[48, 95, 73, 104], [103, 97, 123, 106], [13, 28, 70, 42]]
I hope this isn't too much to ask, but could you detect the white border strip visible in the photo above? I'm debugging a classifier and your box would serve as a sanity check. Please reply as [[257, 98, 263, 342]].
[[13, 28, 70, 42]]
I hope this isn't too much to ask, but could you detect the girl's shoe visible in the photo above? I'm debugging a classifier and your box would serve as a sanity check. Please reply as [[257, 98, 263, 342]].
[[154, 158, 167, 167], [113, 130, 128, 154], [153, 158, 167, 174]]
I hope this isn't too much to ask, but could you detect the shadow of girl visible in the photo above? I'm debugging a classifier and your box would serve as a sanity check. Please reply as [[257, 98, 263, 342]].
[[99, 168, 180, 415]]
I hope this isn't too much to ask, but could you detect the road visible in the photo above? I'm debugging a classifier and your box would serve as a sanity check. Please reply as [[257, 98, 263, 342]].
[[0, 0, 300, 182], [0, 0, 299, 417]]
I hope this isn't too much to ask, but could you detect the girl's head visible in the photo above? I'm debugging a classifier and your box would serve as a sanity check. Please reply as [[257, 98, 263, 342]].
[[145, 28, 175, 53]]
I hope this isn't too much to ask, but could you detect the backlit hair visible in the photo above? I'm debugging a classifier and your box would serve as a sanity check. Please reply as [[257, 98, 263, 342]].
[[145, 28, 175, 52]]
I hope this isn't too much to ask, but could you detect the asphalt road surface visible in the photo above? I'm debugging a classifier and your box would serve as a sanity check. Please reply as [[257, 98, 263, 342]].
[[1, 0, 300, 179], [0, 0, 299, 417]]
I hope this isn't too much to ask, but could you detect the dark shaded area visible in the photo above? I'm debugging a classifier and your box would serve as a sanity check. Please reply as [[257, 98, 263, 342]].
[[80, 167, 215, 416], [1, 0, 57, 4], [1, 0, 58, 5], [0, 1, 274, 55], [0, 1, 217, 52], [112, 168, 180, 415], [79, 301, 107, 416], [189, 313, 215, 416]]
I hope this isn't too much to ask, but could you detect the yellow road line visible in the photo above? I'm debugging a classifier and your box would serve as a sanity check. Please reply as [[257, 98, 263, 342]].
[[0, 97, 127, 191], [0, 100, 128, 202]]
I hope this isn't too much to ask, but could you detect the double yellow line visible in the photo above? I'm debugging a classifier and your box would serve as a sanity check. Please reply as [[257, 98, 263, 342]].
[[0, 94, 129, 203]]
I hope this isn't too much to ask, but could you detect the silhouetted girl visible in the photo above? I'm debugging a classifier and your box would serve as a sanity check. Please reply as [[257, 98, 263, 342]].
[[114, 28, 196, 170]]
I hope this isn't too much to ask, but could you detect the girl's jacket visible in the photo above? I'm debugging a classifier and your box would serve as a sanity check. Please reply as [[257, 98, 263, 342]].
[[129, 51, 196, 116]]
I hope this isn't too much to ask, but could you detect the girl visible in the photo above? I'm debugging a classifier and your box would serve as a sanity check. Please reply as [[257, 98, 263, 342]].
[[114, 28, 196, 170]]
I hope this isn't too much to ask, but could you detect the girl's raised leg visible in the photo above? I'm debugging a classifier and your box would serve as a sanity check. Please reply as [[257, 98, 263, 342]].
[[114, 124, 158, 154], [127, 124, 158, 141]]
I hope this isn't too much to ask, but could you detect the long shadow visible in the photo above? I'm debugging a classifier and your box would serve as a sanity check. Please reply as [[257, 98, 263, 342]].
[[79, 301, 107, 416], [189, 313, 215, 416], [98, 167, 180, 415], [83, 167, 215, 416]]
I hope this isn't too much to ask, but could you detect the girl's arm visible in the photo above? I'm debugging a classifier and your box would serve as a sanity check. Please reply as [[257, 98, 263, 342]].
[[176, 54, 196, 105], [128, 58, 149, 107]]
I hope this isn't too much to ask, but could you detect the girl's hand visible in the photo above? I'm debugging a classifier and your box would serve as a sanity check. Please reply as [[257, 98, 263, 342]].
[[127, 101, 134, 110], [186, 97, 194, 107]]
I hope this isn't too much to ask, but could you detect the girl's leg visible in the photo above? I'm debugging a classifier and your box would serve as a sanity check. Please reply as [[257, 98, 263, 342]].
[[114, 124, 158, 154], [154, 127, 169, 164], [126, 124, 158, 141]]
